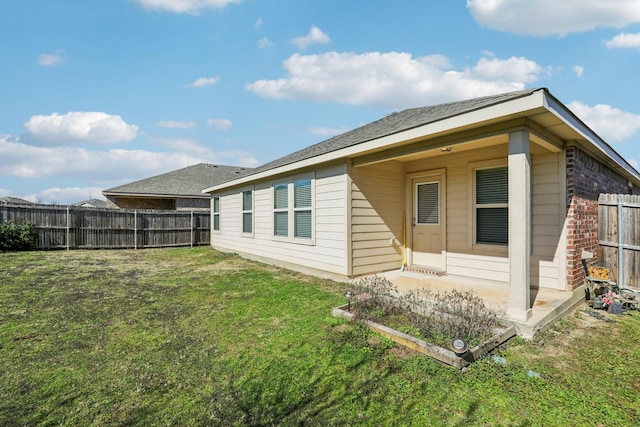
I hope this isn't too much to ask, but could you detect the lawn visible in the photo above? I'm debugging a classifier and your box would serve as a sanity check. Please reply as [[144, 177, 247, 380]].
[[1, 247, 639, 426]]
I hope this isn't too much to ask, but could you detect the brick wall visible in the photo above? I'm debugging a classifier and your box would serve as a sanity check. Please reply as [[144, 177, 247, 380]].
[[106, 196, 176, 210], [565, 146, 636, 289], [176, 198, 209, 210]]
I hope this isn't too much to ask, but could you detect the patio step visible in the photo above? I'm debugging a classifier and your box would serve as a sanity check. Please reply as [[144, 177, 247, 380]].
[[403, 265, 446, 276]]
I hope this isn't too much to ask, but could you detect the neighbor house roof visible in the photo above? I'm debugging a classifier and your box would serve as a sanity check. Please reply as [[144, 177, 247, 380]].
[[203, 88, 640, 193], [72, 198, 109, 208], [105, 163, 253, 199], [0, 196, 33, 205]]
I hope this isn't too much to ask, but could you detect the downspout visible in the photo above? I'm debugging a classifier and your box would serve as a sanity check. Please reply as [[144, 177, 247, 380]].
[[401, 212, 407, 271]]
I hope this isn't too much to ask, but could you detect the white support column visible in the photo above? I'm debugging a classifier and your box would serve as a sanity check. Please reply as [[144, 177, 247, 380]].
[[507, 130, 532, 321]]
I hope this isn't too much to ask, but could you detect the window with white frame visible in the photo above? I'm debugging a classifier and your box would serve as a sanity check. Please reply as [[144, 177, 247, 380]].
[[272, 177, 313, 241], [212, 196, 220, 232], [475, 166, 508, 245], [242, 190, 253, 234]]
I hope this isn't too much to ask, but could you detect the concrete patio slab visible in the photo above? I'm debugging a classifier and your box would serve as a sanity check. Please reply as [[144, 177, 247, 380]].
[[373, 270, 587, 339]]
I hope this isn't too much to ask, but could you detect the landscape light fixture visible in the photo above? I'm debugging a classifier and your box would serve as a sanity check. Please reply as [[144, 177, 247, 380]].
[[344, 291, 354, 311], [450, 337, 468, 355]]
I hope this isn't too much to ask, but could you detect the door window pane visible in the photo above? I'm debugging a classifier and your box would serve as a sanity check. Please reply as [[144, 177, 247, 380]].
[[416, 182, 439, 225]]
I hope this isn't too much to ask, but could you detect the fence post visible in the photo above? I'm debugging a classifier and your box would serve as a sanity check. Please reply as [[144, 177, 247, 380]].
[[66, 205, 70, 251], [134, 210, 138, 250], [617, 196, 624, 289], [190, 211, 194, 248]]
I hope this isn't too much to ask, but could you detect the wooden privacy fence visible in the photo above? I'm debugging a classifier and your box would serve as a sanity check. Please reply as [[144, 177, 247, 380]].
[[598, 194, 640, 288], [0, 204, 210, 250]]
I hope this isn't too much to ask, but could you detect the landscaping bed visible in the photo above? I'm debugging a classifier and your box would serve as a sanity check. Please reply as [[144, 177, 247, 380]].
[[333, 303, 516, 369], [332, 275, 515, 369]]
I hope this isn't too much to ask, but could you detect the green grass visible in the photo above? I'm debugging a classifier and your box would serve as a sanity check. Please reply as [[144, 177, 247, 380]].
[[1, 247, 639, 426]]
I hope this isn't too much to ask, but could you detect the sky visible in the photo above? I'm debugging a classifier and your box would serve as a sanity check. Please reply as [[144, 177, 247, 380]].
[[2, 0, 640, 204]]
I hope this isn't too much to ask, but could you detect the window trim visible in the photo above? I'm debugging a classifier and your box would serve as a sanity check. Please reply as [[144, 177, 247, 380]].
[[468, 159, 509, 254], [271, 173, 315, 245], [212, 194, 221, 234]]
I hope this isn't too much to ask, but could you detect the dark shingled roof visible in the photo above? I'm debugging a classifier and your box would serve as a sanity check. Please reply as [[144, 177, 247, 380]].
[[104, 163, 254, 197], [234, 88, 542, 181]]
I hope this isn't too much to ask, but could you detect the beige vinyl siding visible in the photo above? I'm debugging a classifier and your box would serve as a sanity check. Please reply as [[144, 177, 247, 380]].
[[531, 151, 565, 290], [403, 143, 564, 289], [350, 161, 404, 276], [211, 163, 349, 277], [406, 144, 510, 281]]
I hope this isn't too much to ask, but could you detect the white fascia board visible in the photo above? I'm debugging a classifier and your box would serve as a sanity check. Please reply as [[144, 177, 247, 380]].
[[543, 93, 640, 183], [103, 192, 208, 199], [202, 90, 548, 194]]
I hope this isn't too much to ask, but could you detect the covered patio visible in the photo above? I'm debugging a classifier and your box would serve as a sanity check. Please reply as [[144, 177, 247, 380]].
[[379, 269, 587, 339]]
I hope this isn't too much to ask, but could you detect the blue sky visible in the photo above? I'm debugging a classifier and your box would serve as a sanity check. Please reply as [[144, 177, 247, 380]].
[[2, 0, 640, 204]]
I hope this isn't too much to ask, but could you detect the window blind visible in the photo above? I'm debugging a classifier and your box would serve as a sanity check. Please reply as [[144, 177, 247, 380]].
[[416, 182, 439, 225], [476, 167, 508, 204], [475, 166, 508, 245], [294, 179, 311, 208], [294, 211, 312, 238]]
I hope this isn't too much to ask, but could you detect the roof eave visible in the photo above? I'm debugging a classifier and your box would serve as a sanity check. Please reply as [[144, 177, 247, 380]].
[[542, 92, 640, 185]]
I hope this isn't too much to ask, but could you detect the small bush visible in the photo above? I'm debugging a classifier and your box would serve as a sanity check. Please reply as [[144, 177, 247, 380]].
[[349, 275, 404, 321], [0, 220, 38, 252]]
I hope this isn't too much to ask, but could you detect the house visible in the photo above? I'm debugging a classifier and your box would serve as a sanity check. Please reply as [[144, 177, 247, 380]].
[[104, 163, 252, 211], [72, 198, 110, 209], [202, 88, 640, 330]]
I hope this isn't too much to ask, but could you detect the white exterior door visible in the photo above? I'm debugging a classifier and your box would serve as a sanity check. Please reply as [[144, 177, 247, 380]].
[[411, 173, 445, 270]]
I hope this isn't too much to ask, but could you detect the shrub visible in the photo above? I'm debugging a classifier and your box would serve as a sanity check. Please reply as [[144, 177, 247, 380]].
[[349, 275, 404, 321], [0, 220, 38, 252]]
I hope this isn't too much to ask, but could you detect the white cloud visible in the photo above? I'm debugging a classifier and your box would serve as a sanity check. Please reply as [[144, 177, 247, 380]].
[[157, 120, 197, 129], [467, 0, 640, 36], [255, 17, 263, 31], [189, 76, 220, 88], [207, 118, 232, 130], [572, 65, 584, 77], [606, 32, 640, 50], [291, 26, 331, 50], [569, 101, 640, 142], [309, 126, 352, 137], [23, 186, 106, 205], [130, 0, 242, 14], [38, 51, 64, 67], [258, 37, 274, 48], [246, 51, 545, 108], [148, 136, 214, 155], [23, 112, 138, 145], [471, 56, 544, 82], [0, 134, 258, 184]]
